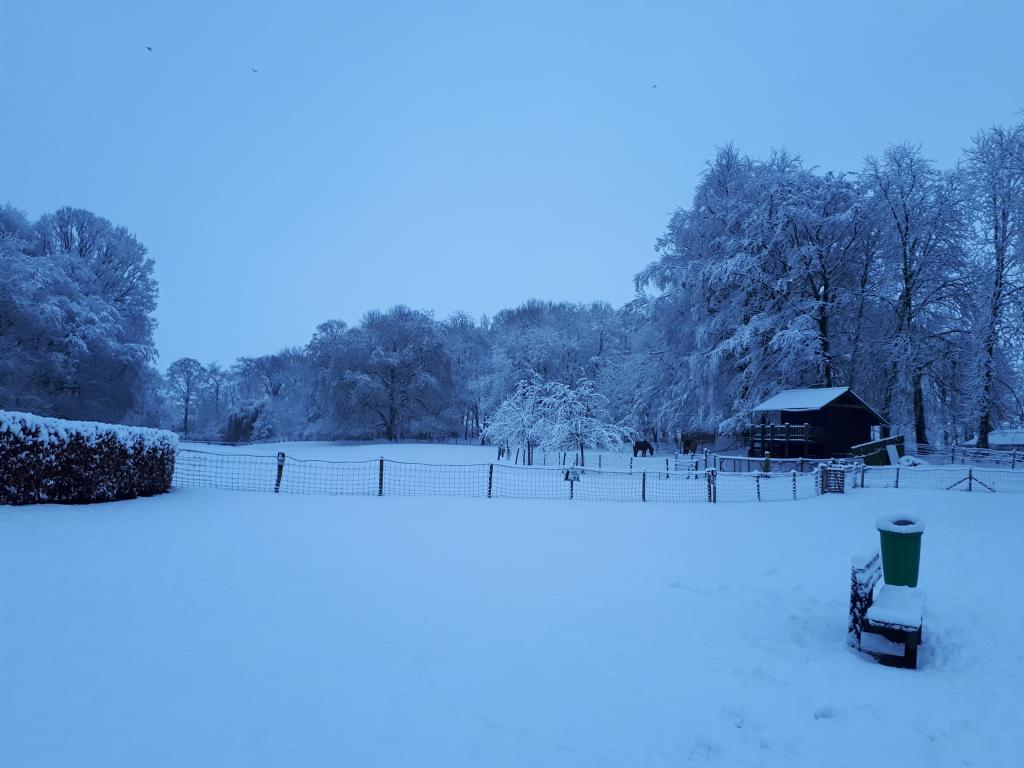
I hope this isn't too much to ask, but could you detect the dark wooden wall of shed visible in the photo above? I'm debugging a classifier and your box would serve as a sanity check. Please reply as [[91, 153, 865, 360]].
[[822, 407, 875, 456]]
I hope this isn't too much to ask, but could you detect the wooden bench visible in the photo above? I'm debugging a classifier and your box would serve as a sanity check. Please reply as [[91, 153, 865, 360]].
[[848, 552, 925, 669]]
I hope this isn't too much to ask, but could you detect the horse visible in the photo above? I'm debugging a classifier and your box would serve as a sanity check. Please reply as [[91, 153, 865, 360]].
[[632, 440, 654, 457]]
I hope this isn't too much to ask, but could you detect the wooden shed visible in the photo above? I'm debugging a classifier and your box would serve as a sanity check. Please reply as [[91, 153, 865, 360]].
[[747, 387, 888, 459]]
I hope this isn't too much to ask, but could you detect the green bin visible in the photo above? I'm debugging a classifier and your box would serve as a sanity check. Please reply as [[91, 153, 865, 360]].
[[876, 514, 925, 587]]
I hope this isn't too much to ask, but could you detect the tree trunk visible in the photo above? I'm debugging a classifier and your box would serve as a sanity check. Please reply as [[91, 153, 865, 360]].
[[976, 233, 1006, 450], [912, 369, 928, 445]]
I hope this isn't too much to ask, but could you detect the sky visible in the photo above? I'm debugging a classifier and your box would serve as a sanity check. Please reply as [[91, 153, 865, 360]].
[[3, 0, 1022, 366]]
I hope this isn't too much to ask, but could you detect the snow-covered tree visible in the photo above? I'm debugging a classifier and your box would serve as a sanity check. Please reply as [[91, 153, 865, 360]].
[[0, 204, 160, 423], [165, 358, 207, 435], [538, 379, 631, 466], [483, 377, 629, 466], [309, 306, 453, 440], [963, 125, 1024, 447], [860, 144, 968, 444], [481, 376, 547, 464]]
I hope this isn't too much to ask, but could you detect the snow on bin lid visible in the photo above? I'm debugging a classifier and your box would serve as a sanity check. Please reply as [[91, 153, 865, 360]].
[[750, 387, 850, 412], [876, 514, 925, 534]]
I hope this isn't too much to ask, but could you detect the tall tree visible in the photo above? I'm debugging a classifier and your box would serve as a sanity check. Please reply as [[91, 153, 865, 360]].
[[310, 307, 453, 440], [860, 144, 967, 444], [963, 125, 1024, 447], [165, 358, 207, 435]]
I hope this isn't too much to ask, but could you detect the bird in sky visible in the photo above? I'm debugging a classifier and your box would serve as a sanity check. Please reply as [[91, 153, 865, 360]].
[[652, 84, 657, 89], [145, 46, 153, 52], [251, 67, 259, 73]]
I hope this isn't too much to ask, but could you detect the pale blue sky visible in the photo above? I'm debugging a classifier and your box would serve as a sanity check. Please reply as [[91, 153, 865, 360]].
[[3, 0, 1021, 365]]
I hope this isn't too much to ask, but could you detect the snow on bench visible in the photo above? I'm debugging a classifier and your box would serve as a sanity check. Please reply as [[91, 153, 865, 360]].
[[865, 585, 925, 630], [848, 553, 925, 669]]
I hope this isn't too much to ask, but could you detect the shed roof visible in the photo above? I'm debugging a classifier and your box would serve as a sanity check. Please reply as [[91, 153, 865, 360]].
[[751, 387, 851, 412]]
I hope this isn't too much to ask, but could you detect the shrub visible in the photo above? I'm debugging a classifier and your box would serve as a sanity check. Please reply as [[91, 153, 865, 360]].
[[0, 411, 177, 505]]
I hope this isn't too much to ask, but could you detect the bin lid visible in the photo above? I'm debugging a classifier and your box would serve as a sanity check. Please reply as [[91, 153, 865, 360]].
[[876, 514, 925, 534]]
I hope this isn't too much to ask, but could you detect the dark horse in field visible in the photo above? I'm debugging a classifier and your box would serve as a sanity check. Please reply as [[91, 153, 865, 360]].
[[632, 440, 654, 457]]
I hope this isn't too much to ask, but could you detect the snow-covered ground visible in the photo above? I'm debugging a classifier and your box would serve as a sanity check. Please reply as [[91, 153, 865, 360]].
[[2, 487, 1022, 767]]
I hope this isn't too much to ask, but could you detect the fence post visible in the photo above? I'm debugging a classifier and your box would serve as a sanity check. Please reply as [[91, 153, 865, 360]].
[[598, 455, 602, 469], [569, 477, 574, 500], [488, 463, 493, 498], [378, 457, 384, 496], [968, 467, 973, 492], [755, 473, 761, 502], [641, 471, 647, 502], [861, 464, 866, 488], [895, 466, 900, 489], [791, 469, 797, 500], [275, 451, 285, 493], [706, 469, 717, 503]]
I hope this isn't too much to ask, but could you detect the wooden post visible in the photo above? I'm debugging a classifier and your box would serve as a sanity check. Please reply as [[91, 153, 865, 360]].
[[895, 466, 900, 489], [487, 463, 493, 498], [598, 455, 602, 469], [275, 451, 285, 493], [755, 473, 761, 502], [968, 467, 973, 492], [641, 471, 647, 502], [378, 457, 384, 496], [791, 469, 797, 500], [707, 469, 717, 503]]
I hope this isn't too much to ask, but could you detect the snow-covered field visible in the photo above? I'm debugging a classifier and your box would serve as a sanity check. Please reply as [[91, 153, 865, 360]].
[[180, 439, 502, 464], [179, 440, 678, 470], [2, 486, 1022, 767]]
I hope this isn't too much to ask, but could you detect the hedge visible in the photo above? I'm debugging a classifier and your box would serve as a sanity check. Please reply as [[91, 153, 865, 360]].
[[0, 411, 177, 505]]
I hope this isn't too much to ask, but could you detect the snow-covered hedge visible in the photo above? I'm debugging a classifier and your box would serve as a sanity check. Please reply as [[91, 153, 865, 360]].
[[0, 411, 177, 505]]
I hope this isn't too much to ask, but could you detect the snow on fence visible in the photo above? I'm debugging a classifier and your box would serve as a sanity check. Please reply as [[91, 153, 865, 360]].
[[171, 449, 822, 503]]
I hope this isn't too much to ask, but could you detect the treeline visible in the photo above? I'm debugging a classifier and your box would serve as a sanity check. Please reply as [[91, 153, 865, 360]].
[[162, 302, 639, 443], [4, 123, 1023, 447]]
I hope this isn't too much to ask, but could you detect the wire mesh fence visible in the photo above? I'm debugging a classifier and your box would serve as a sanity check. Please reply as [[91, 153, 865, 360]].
[[914, 443, 1023, 469], [172, 448, 1024, 504], [852, 464, 1024, 493], [497, 449, 678, 473], [172, 449, 823, 504]]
